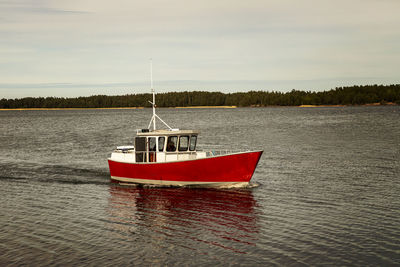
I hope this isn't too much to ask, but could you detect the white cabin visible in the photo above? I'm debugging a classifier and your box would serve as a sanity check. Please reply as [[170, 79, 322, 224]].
[[110, 129, 207, 163]]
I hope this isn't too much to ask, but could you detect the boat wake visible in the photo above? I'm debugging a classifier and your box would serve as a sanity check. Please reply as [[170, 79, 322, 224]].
[[116, 181, 260, 189], [245, 182, 260, 188], [0, 160, 110, 186], [212, 182, 260, 189]]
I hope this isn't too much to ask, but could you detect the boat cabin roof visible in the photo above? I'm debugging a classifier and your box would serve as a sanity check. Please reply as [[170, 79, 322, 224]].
[[136, 129, 199, 137]]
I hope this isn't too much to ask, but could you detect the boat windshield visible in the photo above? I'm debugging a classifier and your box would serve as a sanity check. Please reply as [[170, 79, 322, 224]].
[[179, 136, 189, 151], [148, 137, 156, 151], [189, 135, 197, 151], [158, 136, 165, 152], [166, 136, 177, 152]]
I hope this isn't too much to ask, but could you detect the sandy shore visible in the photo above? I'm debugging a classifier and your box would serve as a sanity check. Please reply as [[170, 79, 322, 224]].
[[299, 105, 346, 108]]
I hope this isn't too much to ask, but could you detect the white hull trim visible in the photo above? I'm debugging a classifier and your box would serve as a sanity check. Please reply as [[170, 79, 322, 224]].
[[111, 176, 249, 188]]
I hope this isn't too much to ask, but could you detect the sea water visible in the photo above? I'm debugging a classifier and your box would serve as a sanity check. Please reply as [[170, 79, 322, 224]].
[[0, 106, 399, 265]]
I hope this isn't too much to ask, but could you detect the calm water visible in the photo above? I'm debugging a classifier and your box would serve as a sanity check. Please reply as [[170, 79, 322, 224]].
[[0, 107, 399, 266]]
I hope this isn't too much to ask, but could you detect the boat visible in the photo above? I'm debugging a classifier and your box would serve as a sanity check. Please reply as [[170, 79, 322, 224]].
[[108, 63, 263, 187]]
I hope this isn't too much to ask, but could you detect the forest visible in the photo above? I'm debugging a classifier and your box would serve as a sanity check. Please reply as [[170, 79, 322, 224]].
[[1, 84, 399, 109]]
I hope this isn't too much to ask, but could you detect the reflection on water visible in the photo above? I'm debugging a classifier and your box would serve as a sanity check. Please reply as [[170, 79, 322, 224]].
[[107, 186, 259, 257]]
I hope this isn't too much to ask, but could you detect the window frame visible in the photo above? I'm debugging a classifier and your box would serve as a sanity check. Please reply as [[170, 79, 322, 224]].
[[178, 135, 189, 152], [158, 136, 165, 152], [166, 136, 178, 152], [148, 137, 156, 152], [189, 135, 197, 151]]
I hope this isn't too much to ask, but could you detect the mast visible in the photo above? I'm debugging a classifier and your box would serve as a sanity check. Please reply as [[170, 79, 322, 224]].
[[150, 59, 156, 130], [147, 59, 173, 131]]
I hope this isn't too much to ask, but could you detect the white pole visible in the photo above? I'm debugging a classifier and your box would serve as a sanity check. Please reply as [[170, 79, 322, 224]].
[[147, 59, 173, 131], [150, 59, 156, 130]]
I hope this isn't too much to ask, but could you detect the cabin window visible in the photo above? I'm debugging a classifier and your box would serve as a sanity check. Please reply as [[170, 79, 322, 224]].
[[148, 137, 156, 151], [189, 135, 197, 151], [147, 137, 156, 162], [158, 137, 165, 152], [135, 137, 146, 162], [135, 137, 146, 151], [179, 136, 189, 151], [166, 136, 177, 152]]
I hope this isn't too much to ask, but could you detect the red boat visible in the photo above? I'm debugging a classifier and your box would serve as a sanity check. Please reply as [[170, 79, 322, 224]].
[[108, 63, 263, 187]]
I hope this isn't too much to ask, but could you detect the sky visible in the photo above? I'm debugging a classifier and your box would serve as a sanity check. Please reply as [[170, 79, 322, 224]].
[[1, 0, 399, 98]]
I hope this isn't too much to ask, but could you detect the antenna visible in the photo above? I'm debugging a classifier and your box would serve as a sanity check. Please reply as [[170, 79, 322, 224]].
[[150, 59, 156, 130], [147, 59, 173, 131]]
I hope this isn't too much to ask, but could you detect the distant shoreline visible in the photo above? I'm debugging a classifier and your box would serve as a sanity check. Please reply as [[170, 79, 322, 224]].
[[0, 107, 145, 111], [0, 103, 398, 111], [298, 102, 397, 108], [0, 106, 237, 111], [1, 85, 399, 109]]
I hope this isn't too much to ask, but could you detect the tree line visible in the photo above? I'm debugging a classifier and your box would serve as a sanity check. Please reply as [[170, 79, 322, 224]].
[[1, 84, 399, 109]]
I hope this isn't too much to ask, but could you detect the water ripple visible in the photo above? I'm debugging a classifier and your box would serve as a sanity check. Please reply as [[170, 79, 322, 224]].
[[1, 107, 399, 265]]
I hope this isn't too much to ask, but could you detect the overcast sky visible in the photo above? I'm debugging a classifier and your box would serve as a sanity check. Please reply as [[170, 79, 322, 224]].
[[1, 0, 399, 98]]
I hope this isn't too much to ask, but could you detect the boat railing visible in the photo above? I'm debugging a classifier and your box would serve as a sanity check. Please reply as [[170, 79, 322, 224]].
[[200, 149, 249, 157], [113, 149, 135, 153], [113, 149, 248, 156]]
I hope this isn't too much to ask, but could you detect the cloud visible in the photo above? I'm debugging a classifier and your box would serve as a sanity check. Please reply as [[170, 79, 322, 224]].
[[0, 0, 399, 97]]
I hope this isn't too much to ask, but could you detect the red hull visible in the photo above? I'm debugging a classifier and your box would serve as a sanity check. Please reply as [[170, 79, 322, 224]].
[[108, 151, 263, 186]]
